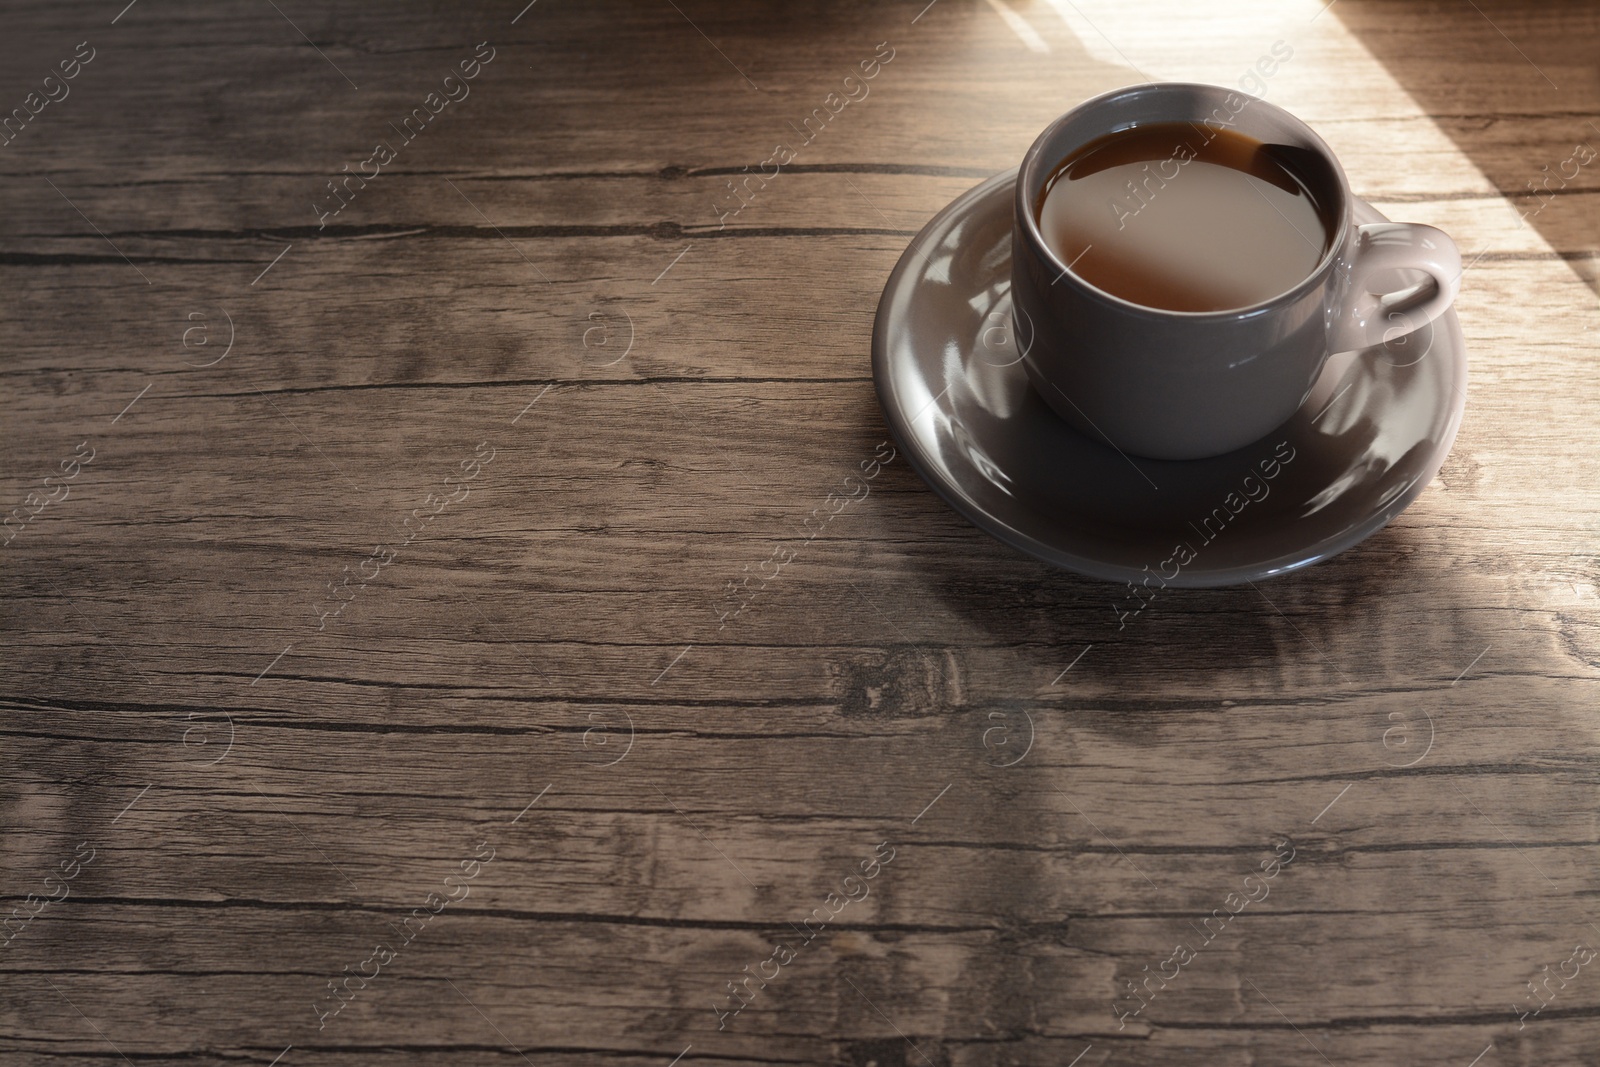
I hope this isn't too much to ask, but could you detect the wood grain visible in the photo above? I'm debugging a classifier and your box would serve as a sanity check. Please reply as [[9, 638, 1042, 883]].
[[3, 1, 1598, 1066]]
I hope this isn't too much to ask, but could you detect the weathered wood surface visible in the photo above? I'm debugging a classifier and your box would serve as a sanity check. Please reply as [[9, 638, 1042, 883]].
[[2, 1, 1598, 1065]]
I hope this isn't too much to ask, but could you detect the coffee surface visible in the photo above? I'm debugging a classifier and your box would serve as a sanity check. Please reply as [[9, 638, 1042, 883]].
[[1036, 122, 1332, 312]]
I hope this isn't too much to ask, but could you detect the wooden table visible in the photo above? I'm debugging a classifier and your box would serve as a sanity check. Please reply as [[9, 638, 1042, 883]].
[[4, 2, 1598, 1064]]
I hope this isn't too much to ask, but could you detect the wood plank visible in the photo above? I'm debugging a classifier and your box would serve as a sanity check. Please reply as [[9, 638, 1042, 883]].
[[4, 0, 1600, 1064]]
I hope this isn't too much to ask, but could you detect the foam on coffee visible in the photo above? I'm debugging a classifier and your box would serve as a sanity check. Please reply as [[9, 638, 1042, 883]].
[[1036, 122, 1333, 313]]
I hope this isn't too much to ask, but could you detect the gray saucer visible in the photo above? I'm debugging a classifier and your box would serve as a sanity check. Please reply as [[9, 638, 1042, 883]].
[[871, 169, 1468, 587]]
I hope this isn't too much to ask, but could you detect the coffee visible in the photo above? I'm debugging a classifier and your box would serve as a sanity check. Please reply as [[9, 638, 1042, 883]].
[[1036, 122, 1333, 312]]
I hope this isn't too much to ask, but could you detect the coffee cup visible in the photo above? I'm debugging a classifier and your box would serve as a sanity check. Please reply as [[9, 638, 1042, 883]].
[[1011, 82, 1460, 461]]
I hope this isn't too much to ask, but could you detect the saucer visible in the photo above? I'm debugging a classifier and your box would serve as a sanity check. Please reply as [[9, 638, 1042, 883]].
[[871, 169, 1467, 587]]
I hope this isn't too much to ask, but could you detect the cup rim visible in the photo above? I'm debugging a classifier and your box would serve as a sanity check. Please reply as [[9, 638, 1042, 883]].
[[1016, 81, 1351, 321]]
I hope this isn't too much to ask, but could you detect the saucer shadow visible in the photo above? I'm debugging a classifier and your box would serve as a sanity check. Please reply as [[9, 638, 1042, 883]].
[[875, 453, 1439, 694]]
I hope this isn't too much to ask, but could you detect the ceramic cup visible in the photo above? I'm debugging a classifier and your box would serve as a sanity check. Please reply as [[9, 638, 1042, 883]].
[[1011, 82, 1461, 461]]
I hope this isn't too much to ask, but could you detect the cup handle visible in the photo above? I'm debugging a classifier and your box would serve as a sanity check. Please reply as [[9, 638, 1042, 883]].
[[1327, 222, 1461, 355]]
